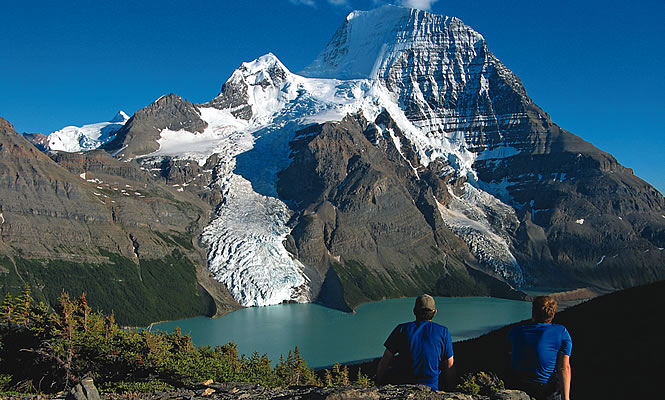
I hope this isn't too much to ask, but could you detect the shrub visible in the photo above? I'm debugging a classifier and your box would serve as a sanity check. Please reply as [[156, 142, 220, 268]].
[[457, 371, 504, 395], [0, 287, 321, 393]]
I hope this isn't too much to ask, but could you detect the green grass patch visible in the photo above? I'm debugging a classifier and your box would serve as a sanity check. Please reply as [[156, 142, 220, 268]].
[[154, 231, 195, 251]]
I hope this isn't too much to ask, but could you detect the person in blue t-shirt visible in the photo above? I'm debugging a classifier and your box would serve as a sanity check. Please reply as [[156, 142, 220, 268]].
[[509, 295, 572, 400], [376, 294, 455, 391]]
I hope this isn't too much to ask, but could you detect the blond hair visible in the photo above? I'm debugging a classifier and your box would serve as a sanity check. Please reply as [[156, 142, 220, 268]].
[[532, 295, 557, 323]]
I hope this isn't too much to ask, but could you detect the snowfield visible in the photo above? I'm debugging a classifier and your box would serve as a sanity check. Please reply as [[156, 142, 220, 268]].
[[47, 111, 129, 152]]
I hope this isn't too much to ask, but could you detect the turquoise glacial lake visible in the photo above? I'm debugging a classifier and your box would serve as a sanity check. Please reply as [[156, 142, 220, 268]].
[[152, 296, 530, 368]]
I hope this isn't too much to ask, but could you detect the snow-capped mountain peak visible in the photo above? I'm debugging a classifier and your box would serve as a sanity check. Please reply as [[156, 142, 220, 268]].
[[110, 110, 130, 123], [225, 52, 291, 93], [301, 5, 483, 81], [46, 111, 130, 152], [241, 52, 290, 76], [205, 53, 297, 123]]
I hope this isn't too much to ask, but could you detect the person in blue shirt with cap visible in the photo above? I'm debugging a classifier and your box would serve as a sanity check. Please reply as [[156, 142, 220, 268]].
[[509, 295, 572, 400], [376, 294, 455, 391]]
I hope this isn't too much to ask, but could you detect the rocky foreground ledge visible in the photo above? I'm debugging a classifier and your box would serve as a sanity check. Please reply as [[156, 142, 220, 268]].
[[60, 379, 531, 400]]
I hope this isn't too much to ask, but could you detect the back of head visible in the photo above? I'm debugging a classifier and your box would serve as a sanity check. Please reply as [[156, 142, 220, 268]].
[[532, 295, 557, 323], [414, 294, 436, 320]]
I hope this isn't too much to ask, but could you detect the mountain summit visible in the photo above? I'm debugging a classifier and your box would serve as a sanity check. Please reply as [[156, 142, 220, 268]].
[[35, 111, 131, 152], [302, 5, 484, 81], [4, 6, 664, 319]]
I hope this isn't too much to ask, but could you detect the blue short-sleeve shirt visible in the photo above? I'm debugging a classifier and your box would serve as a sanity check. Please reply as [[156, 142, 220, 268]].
[[384, 320, 454, 390], [509, 322, 572, 384]]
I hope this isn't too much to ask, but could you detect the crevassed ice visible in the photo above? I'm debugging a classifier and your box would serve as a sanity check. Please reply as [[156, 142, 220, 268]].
[[202, 172, 309, 306], [437, 183, 524, 285], [193, 105, 311, 307]]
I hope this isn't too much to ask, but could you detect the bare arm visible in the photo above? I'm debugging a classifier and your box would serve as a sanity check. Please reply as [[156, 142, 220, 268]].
[[376, 348, 394, 385], [441, 356, 456, 391], [557, 353, 571, 400]]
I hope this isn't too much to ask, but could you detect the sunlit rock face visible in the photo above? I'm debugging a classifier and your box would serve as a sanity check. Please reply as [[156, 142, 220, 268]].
[[304, 5, 665, 291]]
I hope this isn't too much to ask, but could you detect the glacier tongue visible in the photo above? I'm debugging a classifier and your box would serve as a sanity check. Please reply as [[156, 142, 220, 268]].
[[202, 172, 309, 307], [191, 106, 312, 307]]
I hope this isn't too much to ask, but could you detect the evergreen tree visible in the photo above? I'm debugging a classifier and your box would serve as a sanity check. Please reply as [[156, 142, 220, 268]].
[[323, 368, 333, 387], [0, 293, 14, 324], [15, 284, 32, 327], [354, 368, 371, 387]]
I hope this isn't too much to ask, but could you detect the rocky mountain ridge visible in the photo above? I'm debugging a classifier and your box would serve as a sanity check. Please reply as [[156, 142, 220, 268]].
[[1, 117, 239, 325]]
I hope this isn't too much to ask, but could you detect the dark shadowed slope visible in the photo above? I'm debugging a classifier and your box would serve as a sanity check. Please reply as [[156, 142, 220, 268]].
[[453, 280, 665, 399]]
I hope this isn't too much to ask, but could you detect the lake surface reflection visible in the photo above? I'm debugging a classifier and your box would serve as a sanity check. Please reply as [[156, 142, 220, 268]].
[[152, 296, 530, 368]]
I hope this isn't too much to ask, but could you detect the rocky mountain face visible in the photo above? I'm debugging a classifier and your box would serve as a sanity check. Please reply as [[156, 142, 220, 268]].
[[104, 94, 207, 159], [278, 112, 521, 309], [3, 5, 664, 320], [0, 117, 239, 325], [303, 5, 665, 290], [22, 132, 49, 151]]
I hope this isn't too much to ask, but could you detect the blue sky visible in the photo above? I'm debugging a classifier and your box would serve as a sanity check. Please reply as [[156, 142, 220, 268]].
[[2, 0, 663, 194]]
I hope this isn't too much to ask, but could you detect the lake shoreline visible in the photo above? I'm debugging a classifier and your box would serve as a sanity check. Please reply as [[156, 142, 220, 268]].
[[152, 296, 533, 369], [137, 286, 603, 334]]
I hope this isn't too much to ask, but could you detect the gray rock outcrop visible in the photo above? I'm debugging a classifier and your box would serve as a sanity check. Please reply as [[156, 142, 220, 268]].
[[68, 378, 101, 400], [105, 382, 530, 400], [278, 113, 523, 309], [104, 93, 207, 159]]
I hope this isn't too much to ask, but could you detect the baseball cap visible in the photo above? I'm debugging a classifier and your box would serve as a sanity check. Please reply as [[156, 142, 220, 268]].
[[414, 294, 436, 311]]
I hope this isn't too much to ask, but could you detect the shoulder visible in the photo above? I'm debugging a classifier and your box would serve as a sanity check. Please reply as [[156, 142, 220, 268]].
[[399, 321, 415, 329], [540, 323, 572, 343], [392, 321, 414, 334], [509, 322, 532, 334], [548, 323, 570, 334], [552, 323, 572, 340], [430, 321, 451, 334]]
